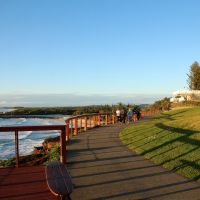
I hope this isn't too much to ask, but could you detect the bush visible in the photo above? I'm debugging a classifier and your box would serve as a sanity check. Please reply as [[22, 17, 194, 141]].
[[44, 145, 60, 165], [0, 158, 15, 168]]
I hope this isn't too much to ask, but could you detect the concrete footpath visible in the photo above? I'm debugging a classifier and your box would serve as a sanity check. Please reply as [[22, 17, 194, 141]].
[[67, 124, 200, 200]]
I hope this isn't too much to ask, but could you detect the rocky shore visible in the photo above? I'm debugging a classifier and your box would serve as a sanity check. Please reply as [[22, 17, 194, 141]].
[[0, 136, 61, 168]]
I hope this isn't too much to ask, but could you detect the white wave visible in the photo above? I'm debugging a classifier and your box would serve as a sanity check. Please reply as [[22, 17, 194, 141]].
[[19, 131, 33, 139], [0, 130, 33, 140], [16, 118, 27, 125], [19, 138, 45, 156], [0, 117, 67, 160], [0, 133, 14, 140]]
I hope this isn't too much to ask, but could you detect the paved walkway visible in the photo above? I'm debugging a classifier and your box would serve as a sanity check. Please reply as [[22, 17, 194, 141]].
[[67, 124, 200, 200]]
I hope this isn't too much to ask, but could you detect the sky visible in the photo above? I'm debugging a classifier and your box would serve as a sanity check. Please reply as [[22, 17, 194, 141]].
[[0, 0, 200, 106]]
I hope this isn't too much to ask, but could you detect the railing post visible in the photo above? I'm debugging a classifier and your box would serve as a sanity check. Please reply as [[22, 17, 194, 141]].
[[80, 117, 82, 132], [94, 116, 96, 127], [15, 130, 19, 168], [98, 115, 101, 126], [96, 116, 98, 126], [112, 114, 115, 124], [60, 127, 66, 164], [91, 116, 93, 127], [66, 120, 70, 141], [89, 116, 92, 128], [105, 115, 108, 125], [70, 120, 73, 135], [74, 118, 78, 135], [84, 116, 87, 131]]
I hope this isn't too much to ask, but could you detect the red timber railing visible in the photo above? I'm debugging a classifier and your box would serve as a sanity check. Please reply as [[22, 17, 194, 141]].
[[65, 113, 116, 140], [0, 125, 67, 168], [0, 113, 116, 168], [141, 110, 162, 117]]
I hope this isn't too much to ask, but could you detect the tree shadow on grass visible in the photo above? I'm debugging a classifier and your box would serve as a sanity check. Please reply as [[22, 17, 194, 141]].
[[140, 123, 200, 180], [141, 123, 199, 157], [154, 110, 188, 121]]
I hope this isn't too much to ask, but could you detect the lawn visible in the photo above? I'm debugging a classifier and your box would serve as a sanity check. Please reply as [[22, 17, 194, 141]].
[[120, 107, 200, 182]]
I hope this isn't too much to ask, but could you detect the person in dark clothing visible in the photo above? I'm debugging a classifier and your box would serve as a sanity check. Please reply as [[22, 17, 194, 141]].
[[123, 108, 127, 123], [120, 108, 125, 123], [120, 107, 127, 123], [136, 110, 141, 120]]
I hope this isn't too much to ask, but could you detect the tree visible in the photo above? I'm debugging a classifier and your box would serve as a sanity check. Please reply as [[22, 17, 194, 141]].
[[145, 97, 171, 112], [187, 61, 200, 90], [161, 97, 171, 111], [116, 102, 125, 110]]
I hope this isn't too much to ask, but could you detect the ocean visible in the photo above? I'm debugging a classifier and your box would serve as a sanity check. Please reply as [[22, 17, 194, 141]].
[[0, 113, 69, 160]]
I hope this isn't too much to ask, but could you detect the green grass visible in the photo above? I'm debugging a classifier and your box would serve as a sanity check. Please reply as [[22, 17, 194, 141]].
[[120, 107, 200, 182]]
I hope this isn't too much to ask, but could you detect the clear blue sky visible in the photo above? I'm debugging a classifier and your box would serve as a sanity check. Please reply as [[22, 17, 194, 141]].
[[0, 0, 200, 106]]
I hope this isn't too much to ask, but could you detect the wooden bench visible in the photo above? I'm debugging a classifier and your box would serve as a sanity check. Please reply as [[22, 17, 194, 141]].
[[46, 161, 74, 200]]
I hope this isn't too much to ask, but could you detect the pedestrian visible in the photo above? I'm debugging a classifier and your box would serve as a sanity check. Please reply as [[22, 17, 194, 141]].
[[123, 107, 127, 123], [116, 108, 121, 122], [132, 109, 137, 122], [136, 110, 140, 120], [120, 108, 125, 123], [127, 108, 133, 123]]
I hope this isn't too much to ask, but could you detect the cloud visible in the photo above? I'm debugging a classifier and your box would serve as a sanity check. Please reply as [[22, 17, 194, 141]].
[[0, 101, 7, 105], [0, 93, 170, 107]]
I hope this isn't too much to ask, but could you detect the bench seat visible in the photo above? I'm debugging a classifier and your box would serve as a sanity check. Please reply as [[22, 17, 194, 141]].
[[46, 161, 73, 200]]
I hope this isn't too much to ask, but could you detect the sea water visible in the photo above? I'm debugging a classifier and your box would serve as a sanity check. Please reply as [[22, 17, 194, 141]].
[[0, 117, 68, 160]]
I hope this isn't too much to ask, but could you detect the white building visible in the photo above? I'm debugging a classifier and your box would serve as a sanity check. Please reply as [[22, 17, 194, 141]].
[[170, 90, 200, 103]]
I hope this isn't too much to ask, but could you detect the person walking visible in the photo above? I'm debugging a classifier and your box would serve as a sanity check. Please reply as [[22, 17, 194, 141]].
[[120, 107, 127, 123], [127, 108, 133, 123], [116, 108, 121, 122]]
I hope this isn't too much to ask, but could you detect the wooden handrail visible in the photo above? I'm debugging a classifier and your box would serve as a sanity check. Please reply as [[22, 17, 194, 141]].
[[0, 125, 66, 132], [0, 113, 116, 168]]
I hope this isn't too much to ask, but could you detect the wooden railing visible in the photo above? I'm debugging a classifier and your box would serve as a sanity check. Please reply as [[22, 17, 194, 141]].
[[141, 110, 162, 116], [0, 125, 67, 168], [65, 113, 116, 140], [0, 113, 116, 168]]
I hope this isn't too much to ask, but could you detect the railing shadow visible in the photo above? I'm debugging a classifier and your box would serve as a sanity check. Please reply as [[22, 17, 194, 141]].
[[173, 159, 200, 181], [141, 123, 199, 156], [91, 180, 200, 200], [138, 123, 200, 181], [154, 110, 188, 121]]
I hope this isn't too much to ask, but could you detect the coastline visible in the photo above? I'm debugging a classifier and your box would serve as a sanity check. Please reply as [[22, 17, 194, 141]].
[[0, 116, 67, 160], [0, 115, 66, 120], [0, 135, 61, 167]]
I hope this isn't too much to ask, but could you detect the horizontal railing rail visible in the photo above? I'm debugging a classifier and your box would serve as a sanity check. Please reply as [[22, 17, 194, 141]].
[[141, 110, 162, 116], [0, 113, 116, 168], [0, 125, 66, 132]]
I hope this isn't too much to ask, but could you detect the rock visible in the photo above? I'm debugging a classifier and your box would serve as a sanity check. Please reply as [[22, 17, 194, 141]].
[[34, 146, 44, 155], [0, 136, 61, 168], [19, 154, 48, 166], [42, 136, 60, 152]]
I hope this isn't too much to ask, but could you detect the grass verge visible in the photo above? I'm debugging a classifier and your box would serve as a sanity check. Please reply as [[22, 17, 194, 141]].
[[120, 107, 200, 182]]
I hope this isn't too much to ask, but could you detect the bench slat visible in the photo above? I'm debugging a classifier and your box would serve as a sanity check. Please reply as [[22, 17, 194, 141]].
[[46, 161, 73, 198]]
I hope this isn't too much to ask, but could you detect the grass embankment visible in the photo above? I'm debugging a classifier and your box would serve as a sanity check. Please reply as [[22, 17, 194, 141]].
[[120, 107, 200, 182]]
